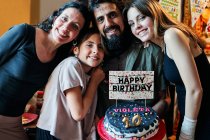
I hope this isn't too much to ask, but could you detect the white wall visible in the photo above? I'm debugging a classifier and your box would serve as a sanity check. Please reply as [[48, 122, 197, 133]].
[[40, 0, 69, 22]]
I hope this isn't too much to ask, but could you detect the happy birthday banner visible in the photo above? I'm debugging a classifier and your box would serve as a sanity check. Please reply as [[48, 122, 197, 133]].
[[159, 0, 182, 21], [191, 0, 209, 27], [109, 71, 154, 100]]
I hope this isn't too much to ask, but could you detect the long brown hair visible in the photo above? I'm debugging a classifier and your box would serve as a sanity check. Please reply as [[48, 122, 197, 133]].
[[124, 0, 199, 42]]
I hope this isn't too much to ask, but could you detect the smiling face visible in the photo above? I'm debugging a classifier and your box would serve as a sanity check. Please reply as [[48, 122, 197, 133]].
[[73, 33, 104, 72], [93, 2, 124, 40], [127, 7, 154, 43], [51, 7, 85, 45]]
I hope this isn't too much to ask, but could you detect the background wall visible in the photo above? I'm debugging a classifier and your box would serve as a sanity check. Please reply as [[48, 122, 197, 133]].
[[0, 0, 68, 36], [40, 0, 68, 22], [0, 0, 40, 35]]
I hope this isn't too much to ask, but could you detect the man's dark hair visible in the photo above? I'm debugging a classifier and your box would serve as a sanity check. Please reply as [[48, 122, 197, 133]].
[[89, 0, 125, 13]]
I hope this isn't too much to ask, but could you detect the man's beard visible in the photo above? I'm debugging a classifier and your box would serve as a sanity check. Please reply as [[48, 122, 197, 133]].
[[103, 25, 127, 55], [104, 34, 121, 51]]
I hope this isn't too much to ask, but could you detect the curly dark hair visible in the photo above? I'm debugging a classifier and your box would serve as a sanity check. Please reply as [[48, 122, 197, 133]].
[[89, 0, 125, 13], [38, 1, 91, 38]]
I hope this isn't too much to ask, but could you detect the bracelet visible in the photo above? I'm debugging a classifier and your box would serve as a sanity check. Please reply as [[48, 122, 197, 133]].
[[181, 116, 197, 135]]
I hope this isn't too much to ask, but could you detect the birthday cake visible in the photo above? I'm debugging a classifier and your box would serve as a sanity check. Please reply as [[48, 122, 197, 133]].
[[103, 102, 159, 140]]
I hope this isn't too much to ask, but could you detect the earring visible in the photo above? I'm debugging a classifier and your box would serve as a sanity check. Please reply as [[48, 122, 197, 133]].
[[72, 40, 78, 57], [73, 40, 77, 47]]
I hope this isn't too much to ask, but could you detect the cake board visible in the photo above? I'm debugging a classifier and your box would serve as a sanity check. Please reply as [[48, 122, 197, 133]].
[[97, 117, 167, 140]]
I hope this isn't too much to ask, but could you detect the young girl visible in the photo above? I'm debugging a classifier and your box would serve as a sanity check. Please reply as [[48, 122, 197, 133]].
[[124, 0, 210, 139], [36, 27, 105, 140]]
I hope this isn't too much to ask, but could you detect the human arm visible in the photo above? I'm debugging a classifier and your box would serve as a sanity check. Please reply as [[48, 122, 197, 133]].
[[164, 28, 203, 139], [0, 24, 27, 65], [149, 43, 171, 118], [65, 67, 105, 121]]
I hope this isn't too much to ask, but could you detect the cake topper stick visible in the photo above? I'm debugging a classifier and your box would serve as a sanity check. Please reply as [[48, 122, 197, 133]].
[[144, 98, 147, 107], [115, 99, 118, 107]]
